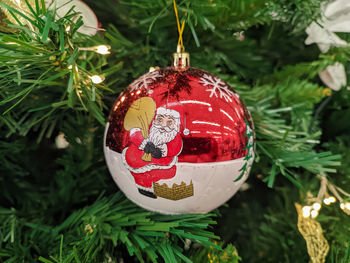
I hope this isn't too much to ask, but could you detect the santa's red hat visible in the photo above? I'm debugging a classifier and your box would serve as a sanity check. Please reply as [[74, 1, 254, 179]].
[[155, 102, 189, 135]]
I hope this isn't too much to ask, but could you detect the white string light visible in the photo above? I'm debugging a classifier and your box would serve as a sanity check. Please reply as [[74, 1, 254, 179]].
[[90, 75, 104, 84], [302, 206, 311, 218], [95, 45, 111, 55], [302, 175, 350, 218], [323, 196, 336, 205], [312, 202, 321, 211], [310, 210, 319, 219], [79, 45, 111, 55]]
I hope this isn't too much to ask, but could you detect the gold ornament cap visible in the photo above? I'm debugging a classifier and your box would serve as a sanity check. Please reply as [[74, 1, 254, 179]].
[[173, 44, 190, 69]]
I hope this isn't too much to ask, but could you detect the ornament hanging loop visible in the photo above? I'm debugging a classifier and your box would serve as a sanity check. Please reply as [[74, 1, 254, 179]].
[[173, 44, 190, 69], [172, 0, 189, 68]]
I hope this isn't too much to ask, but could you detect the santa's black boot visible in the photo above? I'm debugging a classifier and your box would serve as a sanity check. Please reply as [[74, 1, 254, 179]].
[[138, 188, 157, 199]]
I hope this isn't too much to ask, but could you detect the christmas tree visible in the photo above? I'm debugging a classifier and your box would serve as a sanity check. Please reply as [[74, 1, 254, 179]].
[[0, 0, 349, 262]]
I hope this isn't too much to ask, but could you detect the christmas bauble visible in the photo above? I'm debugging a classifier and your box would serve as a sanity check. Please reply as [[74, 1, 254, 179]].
[[0, 0, 36, 29], [104, 67, 254, 214], [0, 0, 98, 35], [46, 0, 99, 36]]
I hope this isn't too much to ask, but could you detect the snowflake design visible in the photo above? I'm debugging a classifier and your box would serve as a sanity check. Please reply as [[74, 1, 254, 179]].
[[129, 70, 162, 91], [199, 74, 235, 102]]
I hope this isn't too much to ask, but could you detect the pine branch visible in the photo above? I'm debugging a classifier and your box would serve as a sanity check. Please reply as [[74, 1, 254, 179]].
[[0, 1, 119, 139], [1, 0, 349, 262], [0, 193, 220, 263]]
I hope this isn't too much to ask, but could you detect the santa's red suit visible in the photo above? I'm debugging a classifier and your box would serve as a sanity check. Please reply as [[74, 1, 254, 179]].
[[122, 127, 182, 188]]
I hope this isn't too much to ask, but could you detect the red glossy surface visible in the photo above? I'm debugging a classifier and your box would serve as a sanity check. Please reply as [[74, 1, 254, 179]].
[[106, 67, 253, 163]]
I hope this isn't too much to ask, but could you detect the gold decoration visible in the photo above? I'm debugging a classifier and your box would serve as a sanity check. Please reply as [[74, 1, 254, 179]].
[[154, 181, 194, 200], [173, 44, 190, 69], [0, 9, 9, 31], [295, 203, 329, 263], [0, 0, 35, 26], [207, 241, 241, 263], [149, 66, 160, 72], [84, 224, 93, 234], [123, 97, 156, 162], [322, 88, 332, 96]]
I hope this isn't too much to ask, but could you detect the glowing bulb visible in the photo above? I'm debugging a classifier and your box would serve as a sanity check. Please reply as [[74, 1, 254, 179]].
[[312, 202, 321, 211], [95, 45, 110, 55], [340, 203, 345, 210], [302, 206, 311, 218], [66, 25, 71, 32], [90, 75, 104, 84], [323, 198, 331, 205], [68, 65, 73, 69], [345, 202, 350, 210], [323, 196, 337, 205], [329, 196, 336, 203], [311, 209, 319, 218]]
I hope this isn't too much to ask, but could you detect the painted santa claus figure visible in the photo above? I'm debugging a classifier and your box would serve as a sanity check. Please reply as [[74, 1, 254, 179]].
[[122, 102, 184, 198]]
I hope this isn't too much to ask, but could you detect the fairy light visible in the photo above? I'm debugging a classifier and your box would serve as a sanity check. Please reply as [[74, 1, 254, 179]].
[[90, 75, 104, 84], [68, 65, 73, 69], [302, 206, 311, 218], [311, 209, 319, 219], [84, 224, 93, 234], [312, 202, 321, 211], [323, 196, 336, 205], [78, 45, 111, 55], [303, 205, 320, 218], [323, 198, 331, 205], [95, 45, 111, 55], [329, 196, 336, 203], [341, 202, 350, 211], [313, 175, 350, 215], [66, 25, 71, 33]]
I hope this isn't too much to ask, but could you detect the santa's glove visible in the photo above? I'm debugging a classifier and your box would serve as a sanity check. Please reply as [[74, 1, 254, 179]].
[[144, 142, 162, 159], [151, 147, 162, 159], [144, 141, 154, 154]]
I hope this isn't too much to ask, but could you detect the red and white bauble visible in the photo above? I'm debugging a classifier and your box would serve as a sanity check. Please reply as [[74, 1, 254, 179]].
[[104, 67, 254, 214]]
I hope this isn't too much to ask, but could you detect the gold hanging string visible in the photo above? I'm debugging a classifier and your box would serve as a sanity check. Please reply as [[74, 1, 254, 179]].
[[173, 0, 185, 50]]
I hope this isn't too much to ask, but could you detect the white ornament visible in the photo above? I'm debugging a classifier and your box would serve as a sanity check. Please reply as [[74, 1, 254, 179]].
[[324, 0, 350, 21], [199, 74, 235, 102], [319, 62, 346, 91], [305, 0, 348, 90], [46, 0, 99, 36], [305, 22, 347, 53], [55, 132, 69, 149], [305, 0, 350, 52]]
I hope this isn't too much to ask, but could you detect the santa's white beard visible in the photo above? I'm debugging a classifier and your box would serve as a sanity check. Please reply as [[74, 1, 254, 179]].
[[148, 124, 178, 146]]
